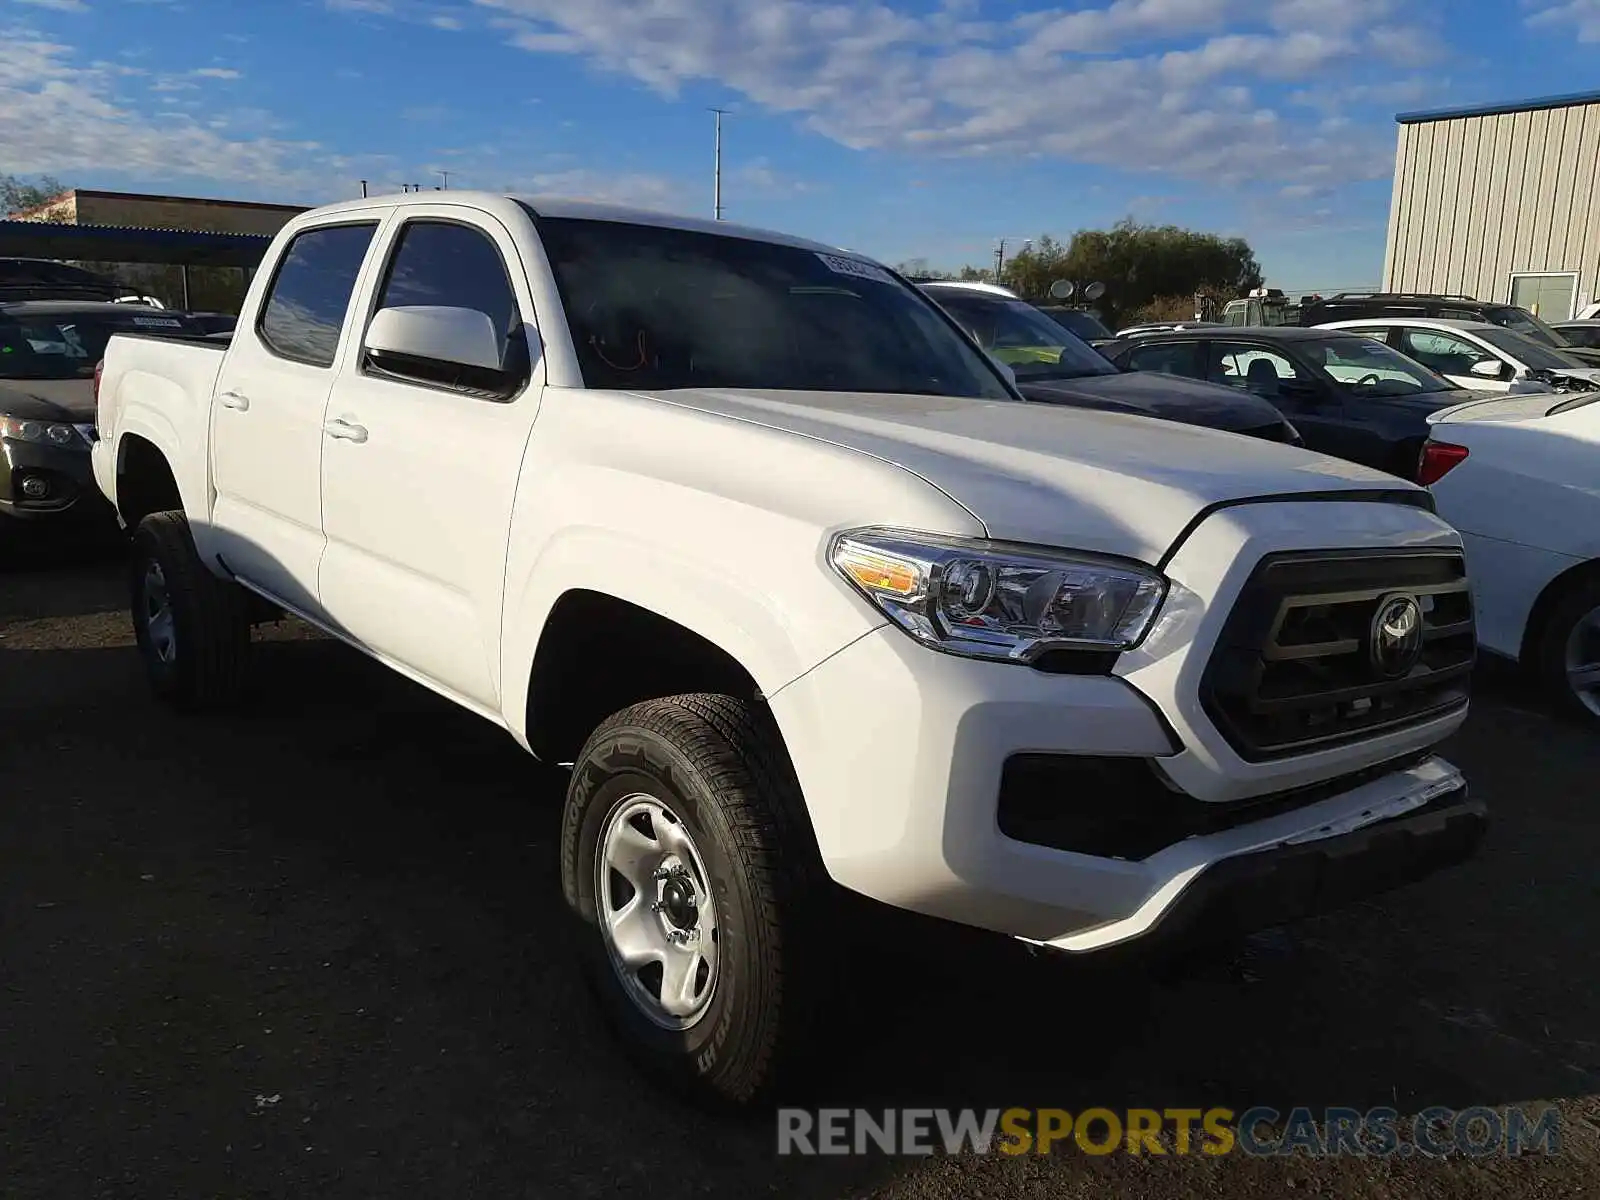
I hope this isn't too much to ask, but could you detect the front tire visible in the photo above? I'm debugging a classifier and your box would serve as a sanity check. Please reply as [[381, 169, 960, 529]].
[[1534, 575, 1600, 727], [560, 694, 828, 1110], [129, 511, 251, 711]]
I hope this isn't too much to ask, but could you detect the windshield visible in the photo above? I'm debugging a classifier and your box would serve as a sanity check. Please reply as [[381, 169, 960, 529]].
[[1475, 325, 1588, 371], [0, 310, 194, 379], [1484, 305, 1567, 348], [1041, 307, 1112, 340], [1301, 334, 1456, 395], [529, 216, 1014, 400], [925, 292, 1118, 380]]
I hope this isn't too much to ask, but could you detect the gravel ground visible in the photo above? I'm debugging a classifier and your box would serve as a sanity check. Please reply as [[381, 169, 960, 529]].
[[2, 542, 1598, 1199]]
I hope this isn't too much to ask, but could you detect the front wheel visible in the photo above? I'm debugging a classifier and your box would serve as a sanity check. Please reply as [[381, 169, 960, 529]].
[[1534, 576, 1600, 727], [129, 511, 252, 711], [560, 694, 828, 1109]]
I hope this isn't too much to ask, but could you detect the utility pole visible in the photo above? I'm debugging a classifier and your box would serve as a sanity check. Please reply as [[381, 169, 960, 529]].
[[359, 179, 368, 198], [709, 107, 728, 220], [437, 170, 450, 191], [993, 237, 1031, 284]]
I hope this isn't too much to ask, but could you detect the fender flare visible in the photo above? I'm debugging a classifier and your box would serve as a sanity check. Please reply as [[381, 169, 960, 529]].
[[500, 527, 872, 745]]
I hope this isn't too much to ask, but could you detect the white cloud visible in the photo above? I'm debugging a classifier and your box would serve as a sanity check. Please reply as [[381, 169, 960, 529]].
[[1526, 0, 1600, 42], [469, 0, 1433, 188], [0, 33, 338, 197], [193, 67, 243, 79], [13, 0, 89, 11], [431, 13, 463, 29]]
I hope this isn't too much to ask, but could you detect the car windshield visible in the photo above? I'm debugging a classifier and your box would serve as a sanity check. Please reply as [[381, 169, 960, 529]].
[[0, 310, 195, 379], [1302, 334, 1456, 395], [1484, 305, 1568, 348], [924, 292, 1118, 380], [1474, 325, 1587, 371], [1041, 307, 1112, 340], [529, 215, 1014, 400]]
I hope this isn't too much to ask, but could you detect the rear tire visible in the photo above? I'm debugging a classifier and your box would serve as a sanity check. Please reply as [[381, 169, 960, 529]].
[[560, 693, 830, 1110], [129, 511, 251, 711], [1532, 574, 1600, 727]]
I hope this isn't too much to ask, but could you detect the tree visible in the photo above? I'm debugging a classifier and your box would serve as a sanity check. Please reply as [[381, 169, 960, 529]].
[[1, 173, 66, 217], [980, 218, 1262, 328]]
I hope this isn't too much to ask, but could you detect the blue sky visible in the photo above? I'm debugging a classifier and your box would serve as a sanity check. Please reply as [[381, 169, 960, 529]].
[[2, 0, 1597, 289]]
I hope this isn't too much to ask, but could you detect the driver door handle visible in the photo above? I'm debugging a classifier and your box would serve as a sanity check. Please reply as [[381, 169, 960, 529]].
[[323, 417, 368, 444], [218, 390, 250, 411]]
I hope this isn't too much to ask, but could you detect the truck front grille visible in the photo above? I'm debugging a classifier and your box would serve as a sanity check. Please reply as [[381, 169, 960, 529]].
[[1200, 549, 1474, 762]]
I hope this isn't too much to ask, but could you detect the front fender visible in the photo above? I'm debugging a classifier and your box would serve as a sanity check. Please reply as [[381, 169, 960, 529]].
[[499, 524, 885, 746]]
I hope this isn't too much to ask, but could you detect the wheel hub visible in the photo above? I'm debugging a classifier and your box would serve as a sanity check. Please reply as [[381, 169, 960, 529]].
[[657, 869, 700, 931], [595, 794, 720, 1030]]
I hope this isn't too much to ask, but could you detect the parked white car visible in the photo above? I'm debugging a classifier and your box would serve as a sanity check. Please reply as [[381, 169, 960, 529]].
[[92, 191, 1485, 1107], [1420, 389, 1600, 723], [1318, 317, 1600, 394]]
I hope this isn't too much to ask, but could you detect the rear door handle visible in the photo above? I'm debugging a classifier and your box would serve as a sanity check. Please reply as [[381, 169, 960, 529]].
[[323, 417, 368, 444], [218, 390, 249, 411]]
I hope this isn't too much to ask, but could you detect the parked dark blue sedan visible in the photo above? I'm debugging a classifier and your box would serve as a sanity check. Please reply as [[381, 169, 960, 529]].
[[1102, 325, 1500, 479]]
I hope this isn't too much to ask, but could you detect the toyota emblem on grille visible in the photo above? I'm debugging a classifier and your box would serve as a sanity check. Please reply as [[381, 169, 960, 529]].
[[1369, 593, 1424, 678]]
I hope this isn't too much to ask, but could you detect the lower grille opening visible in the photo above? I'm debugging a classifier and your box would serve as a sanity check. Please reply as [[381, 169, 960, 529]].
[[995, 750, 1434, 862]]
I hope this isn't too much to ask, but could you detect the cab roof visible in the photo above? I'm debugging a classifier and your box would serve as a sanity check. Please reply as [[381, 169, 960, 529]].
[[287, 189, 875, 262]]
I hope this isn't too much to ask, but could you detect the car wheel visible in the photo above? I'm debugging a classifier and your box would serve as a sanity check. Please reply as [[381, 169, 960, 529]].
[[560, 693, 829, 1109], [129, 511, 252, 711], [1534, 575, 1600, 726]]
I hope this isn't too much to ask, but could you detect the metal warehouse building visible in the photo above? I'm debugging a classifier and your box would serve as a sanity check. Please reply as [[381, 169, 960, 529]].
[[1382, 89, 1600, 320]]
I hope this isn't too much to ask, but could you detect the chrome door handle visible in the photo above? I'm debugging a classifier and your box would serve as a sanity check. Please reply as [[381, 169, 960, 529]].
[[323, 418, 368, 444], [218, 390, 250, 411]]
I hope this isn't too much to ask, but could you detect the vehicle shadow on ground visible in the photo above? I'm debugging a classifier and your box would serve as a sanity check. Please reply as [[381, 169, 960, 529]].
[[3, 619, 1598, 1197]]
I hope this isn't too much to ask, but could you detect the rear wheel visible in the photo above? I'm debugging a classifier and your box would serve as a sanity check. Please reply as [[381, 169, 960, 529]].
[[560, 693, 829, 1109], [129, 511, 252, 711], [1533, 575, 1600, 726]]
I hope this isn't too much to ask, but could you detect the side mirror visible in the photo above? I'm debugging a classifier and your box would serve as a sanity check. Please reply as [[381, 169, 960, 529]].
[[367, 305, 503, 371], [365, 305, 529, 396], [1470, 358, 1504, 379]]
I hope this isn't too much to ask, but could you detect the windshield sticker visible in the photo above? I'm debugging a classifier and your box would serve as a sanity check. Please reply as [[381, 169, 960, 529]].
[[131, 316, 183, 328], [815, 252, 896, 286]]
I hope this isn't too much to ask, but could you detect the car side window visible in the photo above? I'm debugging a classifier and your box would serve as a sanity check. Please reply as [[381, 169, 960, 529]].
[[1210, 342, 1303, 396], [1397, 329, 1502, 377], [257, 223, 379, 367], [371, 219, 520, 355], [1126, 341, 1202, 377], [1560, 326, 1600, 349]]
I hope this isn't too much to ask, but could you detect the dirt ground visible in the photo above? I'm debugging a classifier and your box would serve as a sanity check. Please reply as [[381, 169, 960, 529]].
[[2, 542, 1597, 1199]]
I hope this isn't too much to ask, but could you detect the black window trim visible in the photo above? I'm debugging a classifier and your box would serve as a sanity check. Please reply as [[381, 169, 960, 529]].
[[254, 219, 382, 370], [356, 214, 534, 404]]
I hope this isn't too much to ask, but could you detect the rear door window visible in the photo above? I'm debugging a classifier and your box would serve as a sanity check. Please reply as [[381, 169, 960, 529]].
[[257, 222, 379, 367], [1126, 340, 1203, 377]]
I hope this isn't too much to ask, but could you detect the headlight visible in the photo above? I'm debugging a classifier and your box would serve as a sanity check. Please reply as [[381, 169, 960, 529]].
[[829, 527, 1167, 664], [0, 414, 85, 447]]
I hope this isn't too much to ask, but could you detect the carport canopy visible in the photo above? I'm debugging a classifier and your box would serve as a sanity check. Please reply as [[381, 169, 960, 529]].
[[0, 220, 272, 268]]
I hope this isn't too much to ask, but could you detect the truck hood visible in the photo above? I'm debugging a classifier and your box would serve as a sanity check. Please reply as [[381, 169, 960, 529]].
[[634, 388, 1418, 564]]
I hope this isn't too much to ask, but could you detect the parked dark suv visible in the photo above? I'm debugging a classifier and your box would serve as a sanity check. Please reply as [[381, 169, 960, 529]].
[[1301, 291, 1600, 366]]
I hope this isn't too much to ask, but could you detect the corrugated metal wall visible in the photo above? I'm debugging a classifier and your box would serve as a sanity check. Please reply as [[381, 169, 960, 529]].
[[1383, 101, 1600, 315]]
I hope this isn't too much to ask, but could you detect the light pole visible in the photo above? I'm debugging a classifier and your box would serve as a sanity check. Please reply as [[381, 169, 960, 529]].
[[709, 107, 729, 220]]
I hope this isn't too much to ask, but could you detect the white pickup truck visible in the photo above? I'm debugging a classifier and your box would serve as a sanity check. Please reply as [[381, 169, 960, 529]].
[[92, 192, 1486, 1107]]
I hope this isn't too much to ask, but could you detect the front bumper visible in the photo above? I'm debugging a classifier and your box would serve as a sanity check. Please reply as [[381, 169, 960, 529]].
[[0, 434, 113, 525], [1038, 777, 1484, 958], [766, 497, 1479, 950]]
